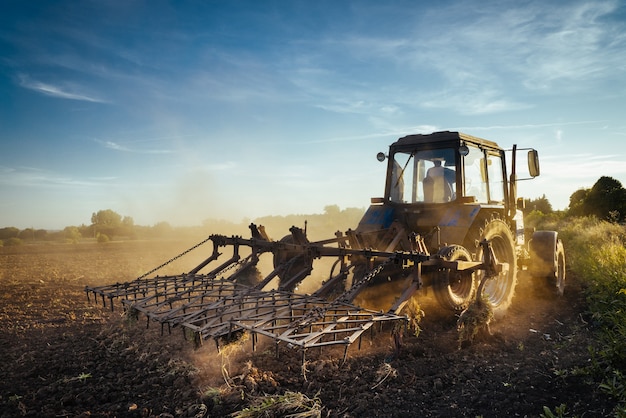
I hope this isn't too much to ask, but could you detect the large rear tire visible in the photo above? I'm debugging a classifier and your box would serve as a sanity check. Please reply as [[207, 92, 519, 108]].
[[474, 218, 517, 318], [433, 245, 476, 311]]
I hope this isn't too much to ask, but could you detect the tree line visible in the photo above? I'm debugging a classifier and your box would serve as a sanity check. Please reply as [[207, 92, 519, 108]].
[[0, 205, 365, 246], [1, 176, 625, 246], [521, 175, 626, 223]]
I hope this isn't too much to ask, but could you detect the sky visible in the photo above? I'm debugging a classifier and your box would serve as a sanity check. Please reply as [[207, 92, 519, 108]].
[[1, 0, 625, 230]]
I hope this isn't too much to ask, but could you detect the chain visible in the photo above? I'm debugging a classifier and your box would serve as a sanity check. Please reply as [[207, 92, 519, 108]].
[[218, 254, 254, 281], [337, 256, 396, 304], [135, 236, 213, 280], [289, 256, 397, 329]]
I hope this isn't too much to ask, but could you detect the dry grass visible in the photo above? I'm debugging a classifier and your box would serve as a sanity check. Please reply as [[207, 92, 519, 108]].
[[231, 390, 322, 418]]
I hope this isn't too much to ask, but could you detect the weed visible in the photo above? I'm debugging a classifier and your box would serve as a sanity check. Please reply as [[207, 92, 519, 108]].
[[457, 293, 493, 348], [371, 362, 398, 390], [599, 370, 625, 399], [77, 372, 92, 382], [400, 296, 425, 338], [8, 394, 22, 402], [61, 372, 93, 384], [202, 386, 222, 406], [553, 368, 568, 379], [231, 390, 322, 418], [540, 403, 568, 418]]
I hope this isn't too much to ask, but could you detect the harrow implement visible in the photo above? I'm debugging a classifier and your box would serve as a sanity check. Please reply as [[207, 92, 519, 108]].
[[86, 223, 496, 360], [86, 225, 443, 359]]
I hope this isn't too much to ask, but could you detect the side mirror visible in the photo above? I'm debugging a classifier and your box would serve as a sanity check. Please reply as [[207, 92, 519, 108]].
[[376, 152, 386, 162], [528, 149, 540, 177]]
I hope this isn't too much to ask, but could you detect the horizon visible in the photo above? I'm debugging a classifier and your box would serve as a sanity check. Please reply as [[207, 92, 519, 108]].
[[2, 1, 625, 230]]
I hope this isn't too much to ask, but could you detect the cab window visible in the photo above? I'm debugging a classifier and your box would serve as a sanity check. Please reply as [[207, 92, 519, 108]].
[[389, 148, 456, 203], [463, 146, 488, 203], [486, 153, 505, 203]]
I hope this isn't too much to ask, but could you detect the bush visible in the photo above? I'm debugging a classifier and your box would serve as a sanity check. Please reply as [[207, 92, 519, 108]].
[[63, 226, 82, 243], [524, 210, 565, 231], [556, 216, 626, 414], [4, 237, 23, 246], [96, 233, 110, 243]]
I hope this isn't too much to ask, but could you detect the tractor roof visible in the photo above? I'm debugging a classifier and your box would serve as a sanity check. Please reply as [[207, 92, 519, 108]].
[[391, 131, 501, 151]]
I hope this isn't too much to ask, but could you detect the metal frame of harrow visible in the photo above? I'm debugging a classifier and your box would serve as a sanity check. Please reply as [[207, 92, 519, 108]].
[[86, 236, 416, 359], [86, 230, 493, 361]]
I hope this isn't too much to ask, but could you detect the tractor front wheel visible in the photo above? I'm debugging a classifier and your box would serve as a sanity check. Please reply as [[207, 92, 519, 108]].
[[433, 245, 476, 311], [474, 218, 517, 318]]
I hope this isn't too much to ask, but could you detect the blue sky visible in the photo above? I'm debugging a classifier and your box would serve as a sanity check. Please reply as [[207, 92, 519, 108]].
[[1, 0, 625, 230]]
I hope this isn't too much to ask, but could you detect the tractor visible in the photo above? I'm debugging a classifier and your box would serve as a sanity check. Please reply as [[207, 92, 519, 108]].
[[86, 131, 565, 359], [344, 131, 566, 316]]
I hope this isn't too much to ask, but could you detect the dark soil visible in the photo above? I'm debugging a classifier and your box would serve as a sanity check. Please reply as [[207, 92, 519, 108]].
[[0, 241, 615, 417]]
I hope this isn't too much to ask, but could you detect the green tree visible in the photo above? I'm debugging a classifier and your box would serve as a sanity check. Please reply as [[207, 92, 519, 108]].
[[567, 177, 626, 222], [0, 227, 19, 240], [4, 237, 22, 246], [524, 194, 553, 214], [122, 216, 134, 228], [63, 226, 82, 243], [78, 224, 93, 239], [567, 188, 589, 217], [151, 221, 173, 238], [17, 228, 36, 241], [324, 204, 341, 217], [91, 209, 123, 237], [121, 216, 135, 238], [586, 176, 626, 222], [34, 229, 48, 240]]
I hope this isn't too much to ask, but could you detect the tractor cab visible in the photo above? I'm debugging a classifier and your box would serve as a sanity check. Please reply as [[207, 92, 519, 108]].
[[357, 131, 538, 253], [383, 131, 509, 207]]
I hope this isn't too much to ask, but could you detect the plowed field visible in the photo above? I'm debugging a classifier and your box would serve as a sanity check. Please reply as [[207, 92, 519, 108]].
[[0, 241, 615, 417]]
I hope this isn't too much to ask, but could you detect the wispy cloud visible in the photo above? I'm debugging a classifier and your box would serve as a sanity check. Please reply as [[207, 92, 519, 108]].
[[542, 153, 626, 180], [293, 1, 625, 116], [452, 120, 605, 132], [415, 0, 626, 93], [94, 139, 173, 154], [0, 166, 110, 188], [420, 89, 531, 115], [17, 74, 107, 103], [299, 124, 440, 144]]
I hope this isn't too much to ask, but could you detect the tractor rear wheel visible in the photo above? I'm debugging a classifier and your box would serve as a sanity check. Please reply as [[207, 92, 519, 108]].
[[473, 218, 517, 318], [433, 245, 476, 311]]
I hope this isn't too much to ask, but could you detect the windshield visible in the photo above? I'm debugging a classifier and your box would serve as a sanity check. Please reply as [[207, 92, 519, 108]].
[[389, 148, 456, 203]]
